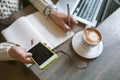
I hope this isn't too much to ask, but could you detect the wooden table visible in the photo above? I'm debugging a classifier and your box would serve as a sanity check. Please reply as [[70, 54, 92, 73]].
[[4, 5, 120, 80]]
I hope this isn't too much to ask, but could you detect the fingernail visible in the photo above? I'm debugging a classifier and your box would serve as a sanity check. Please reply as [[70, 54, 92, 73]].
[[31, 39, 34, 45]]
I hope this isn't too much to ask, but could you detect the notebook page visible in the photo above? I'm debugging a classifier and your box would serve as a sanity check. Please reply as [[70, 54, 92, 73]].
[[26, 12, 74, 49], [1, 17, 52, 49]]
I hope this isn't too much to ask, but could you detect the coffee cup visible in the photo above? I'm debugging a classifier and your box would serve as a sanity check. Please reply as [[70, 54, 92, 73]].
[[81, 28, 102, 49]]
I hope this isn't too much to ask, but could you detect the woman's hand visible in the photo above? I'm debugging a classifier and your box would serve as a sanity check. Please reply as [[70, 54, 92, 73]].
[[8, 46, 34, 64], [49, 9, 78, 32]]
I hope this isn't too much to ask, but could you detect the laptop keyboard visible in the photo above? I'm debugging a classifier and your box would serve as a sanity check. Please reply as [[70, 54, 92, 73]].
[[73, 0, 100, 22]]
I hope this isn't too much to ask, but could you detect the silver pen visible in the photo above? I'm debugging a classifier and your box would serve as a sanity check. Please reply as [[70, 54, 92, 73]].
[[67, 4, 71, 34], [67, 4, 70, 27]]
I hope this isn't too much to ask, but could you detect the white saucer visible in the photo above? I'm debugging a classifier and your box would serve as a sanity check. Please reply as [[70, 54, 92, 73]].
[[72, 31, 103, 59]]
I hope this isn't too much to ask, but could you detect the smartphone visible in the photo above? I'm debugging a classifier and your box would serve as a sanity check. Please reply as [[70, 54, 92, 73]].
[[28, 42, 58, 69]]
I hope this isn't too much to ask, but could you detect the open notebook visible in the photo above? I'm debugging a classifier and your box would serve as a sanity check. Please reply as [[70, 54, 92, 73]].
[[1, 12, 74, 67], [1, 12, 74, 50]]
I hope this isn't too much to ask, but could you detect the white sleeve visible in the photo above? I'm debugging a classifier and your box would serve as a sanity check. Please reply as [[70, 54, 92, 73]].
[[0, 42, 15, 60], [29, 0, 54, 14]]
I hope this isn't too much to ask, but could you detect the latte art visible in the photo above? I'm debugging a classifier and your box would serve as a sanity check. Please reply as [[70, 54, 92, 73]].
[[83, 28, 102, 45]]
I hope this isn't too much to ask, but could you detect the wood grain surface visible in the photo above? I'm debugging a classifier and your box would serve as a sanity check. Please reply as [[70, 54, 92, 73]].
[[30, 7, 120, 80]]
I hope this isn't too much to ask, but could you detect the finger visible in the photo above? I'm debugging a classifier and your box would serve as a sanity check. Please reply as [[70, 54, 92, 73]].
[[62, 22, 71, 32], [70, 16, 78, 28], [31, 39, 34, 45], [71, 15, 78, 24], [24, 57, 34, 64], [64, 25, 71, 32], [26, 52, 32, 57], [20, 54, 34, 64], [70, 22, 77, 29], [43, 43, 51, 49], [43, 43, 47, 46]]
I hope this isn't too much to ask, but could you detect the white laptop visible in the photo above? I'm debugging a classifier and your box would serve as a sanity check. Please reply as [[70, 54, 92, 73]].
[[56, 0, 103, 27]]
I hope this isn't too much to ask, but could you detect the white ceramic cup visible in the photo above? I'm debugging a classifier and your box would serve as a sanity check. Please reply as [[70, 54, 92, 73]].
[[81, 28, 102, 49]]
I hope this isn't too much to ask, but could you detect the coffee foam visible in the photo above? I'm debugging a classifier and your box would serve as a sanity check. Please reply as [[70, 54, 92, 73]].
[[84, 29, 101, 44]]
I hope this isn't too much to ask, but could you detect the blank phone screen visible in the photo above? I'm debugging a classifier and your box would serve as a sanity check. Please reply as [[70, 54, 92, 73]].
[[28, 42, 53, 65]]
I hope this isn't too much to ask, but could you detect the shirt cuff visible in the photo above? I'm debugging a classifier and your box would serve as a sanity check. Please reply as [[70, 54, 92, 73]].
[[0, 42, 16, 60], [29, 0, 54, 14]]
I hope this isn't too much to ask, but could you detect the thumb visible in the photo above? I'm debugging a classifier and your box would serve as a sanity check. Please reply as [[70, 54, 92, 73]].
[[26, 52, 32, 57], [25, 57, 34, 64]]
